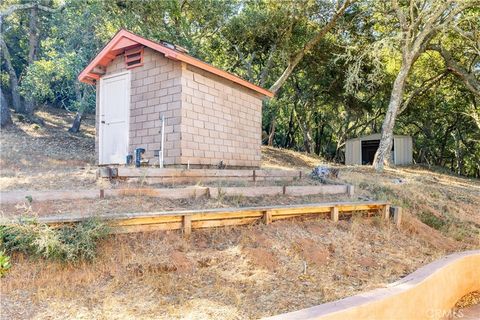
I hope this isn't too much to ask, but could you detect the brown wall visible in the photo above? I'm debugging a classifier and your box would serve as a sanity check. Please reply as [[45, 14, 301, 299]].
[[180, 64, 263, 168], [98, 48, 263, 167]]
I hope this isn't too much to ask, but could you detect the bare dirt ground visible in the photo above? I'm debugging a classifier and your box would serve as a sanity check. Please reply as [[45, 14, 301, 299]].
[[1, 108, 479, 319], [0, 107, 97, 191]]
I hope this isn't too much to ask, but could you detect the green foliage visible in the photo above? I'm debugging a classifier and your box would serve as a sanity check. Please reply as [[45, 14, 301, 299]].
[[0, 218, 110, 263], [0, 250, 12, 277], [418, 212, 446, 231]]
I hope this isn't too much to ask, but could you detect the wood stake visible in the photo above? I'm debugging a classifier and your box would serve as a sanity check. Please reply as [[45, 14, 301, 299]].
[[347, 185, 354, 197], [330, 206, 339, 222], [183, 215, 192, 237], [205, 187, 211, 199], [99, 189, 105, 199], [263, 211, 272, 225], [390, 206, 403, 227], [382, 204, 391, 220]]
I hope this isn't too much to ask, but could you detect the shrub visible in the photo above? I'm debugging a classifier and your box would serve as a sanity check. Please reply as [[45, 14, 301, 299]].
[[418, 212, 446, 230], [0, 218, 110, 263], [0, 250, 11, 277]]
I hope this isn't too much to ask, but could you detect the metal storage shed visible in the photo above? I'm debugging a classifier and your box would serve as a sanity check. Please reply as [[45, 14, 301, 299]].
[[345, 134, 413, 165], [78, 29, 272, 168]]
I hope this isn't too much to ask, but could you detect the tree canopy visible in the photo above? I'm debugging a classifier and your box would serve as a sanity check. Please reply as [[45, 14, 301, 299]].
[[1, 0, 479, 177]]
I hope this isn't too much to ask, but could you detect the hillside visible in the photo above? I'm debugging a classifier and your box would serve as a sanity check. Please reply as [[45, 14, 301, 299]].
[[1, 108, 479, 319]]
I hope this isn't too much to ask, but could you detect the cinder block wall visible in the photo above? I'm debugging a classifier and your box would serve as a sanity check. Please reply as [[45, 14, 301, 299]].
[[180, 64, 263, 168], [101, 48, 183, 165]]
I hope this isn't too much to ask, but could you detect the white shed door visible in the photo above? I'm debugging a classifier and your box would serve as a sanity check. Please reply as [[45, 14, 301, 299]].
[[99, 72, 130, 165]]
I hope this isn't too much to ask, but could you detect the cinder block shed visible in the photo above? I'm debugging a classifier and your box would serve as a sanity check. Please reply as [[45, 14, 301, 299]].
[[345, 134, 413, 165], [79, 29, 273, 168]]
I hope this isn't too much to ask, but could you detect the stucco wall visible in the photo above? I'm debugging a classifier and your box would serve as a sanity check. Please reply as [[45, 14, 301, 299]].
[[180, 64, 263, 168], [103, 47, 183, 165]]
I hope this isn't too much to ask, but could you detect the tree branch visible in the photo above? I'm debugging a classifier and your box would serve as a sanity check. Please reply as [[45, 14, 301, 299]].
[[399, 71, 447, 114], [269, 0, 355, 95], [430, 44, 480, 97], [0, 3, 64, 17]]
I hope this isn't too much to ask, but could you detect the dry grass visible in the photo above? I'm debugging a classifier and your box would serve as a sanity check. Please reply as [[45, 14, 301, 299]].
[[455, 291, 480, 309], [1, 193, 349, 219], [1, 216, 447, 319], [337, 166, 480, 245], [0, 107, 97, 191], [1, 108, 479, 319], [261, 146, 324, 169]]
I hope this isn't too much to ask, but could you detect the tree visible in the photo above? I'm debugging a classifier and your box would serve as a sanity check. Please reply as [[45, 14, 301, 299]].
[[0, 1, 63, 117], [265, 0, 356, 145], [372, 0, 477, 171], [1, 88, 12, 128], [269, 0, 355, 95]]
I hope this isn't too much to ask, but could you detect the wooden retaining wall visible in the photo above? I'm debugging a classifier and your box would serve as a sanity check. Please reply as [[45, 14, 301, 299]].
[[2, 201, 394, 235], [0, 185, 354, 204], [265, 250, 480, 320]]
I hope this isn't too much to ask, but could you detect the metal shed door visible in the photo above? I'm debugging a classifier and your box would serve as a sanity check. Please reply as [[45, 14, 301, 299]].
[[99, 72, 130, 165]]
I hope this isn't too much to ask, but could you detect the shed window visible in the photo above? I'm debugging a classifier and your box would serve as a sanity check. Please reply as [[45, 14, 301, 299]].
[[124, 47, 144, 69]]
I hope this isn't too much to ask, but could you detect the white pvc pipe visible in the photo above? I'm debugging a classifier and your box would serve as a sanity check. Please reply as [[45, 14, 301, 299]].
[[160, 115, 165, 168]]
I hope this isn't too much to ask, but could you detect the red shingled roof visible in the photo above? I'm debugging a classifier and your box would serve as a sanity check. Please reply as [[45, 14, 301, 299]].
[[78, 29, 273, 98]]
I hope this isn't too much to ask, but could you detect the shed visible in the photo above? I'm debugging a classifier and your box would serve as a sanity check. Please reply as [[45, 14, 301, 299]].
[[345, 134, 413, 165], [78, 29, 273, 168]]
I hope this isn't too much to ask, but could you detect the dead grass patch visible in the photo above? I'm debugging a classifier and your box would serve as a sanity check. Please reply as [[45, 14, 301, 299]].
[[1, 216, 450, 319]]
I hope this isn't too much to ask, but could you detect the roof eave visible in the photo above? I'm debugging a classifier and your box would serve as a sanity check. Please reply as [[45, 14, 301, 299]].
[[78, 29, 274, 98]]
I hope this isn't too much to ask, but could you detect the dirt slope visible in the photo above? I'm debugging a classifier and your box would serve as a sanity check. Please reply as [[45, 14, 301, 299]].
[[1, 108, 479, 319], [0, 107, 97, 191]]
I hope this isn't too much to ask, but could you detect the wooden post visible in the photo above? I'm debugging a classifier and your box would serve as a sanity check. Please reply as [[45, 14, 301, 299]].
[[263, 211, 272, 225], [382, 204, 391, 220], [330, 206, 339, 222], [253, 169, 256, 182], [183, 215, 192, 237], [347, 185, 354, 197], [99, 189, 105, 199], [390, 206, 403, 227], [299, 171, 302, 179], [205, 187, 211, 199], [282, 185, 286, 195]]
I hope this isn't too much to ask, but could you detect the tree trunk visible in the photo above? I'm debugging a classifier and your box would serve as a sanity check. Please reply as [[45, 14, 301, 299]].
[[284, 105, 296, 148], [24, 5, 39, 114], [1, 88, 13, 128], [452, 130, 463, 175], [69, 109, 85, 133], [295, 112, 313, 153], [28, 6, 39, 64], [267, 117, 276, 146], [69, 84, 87, 133], [372, 62, 411, 171], [0, 38, 24, 113]]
